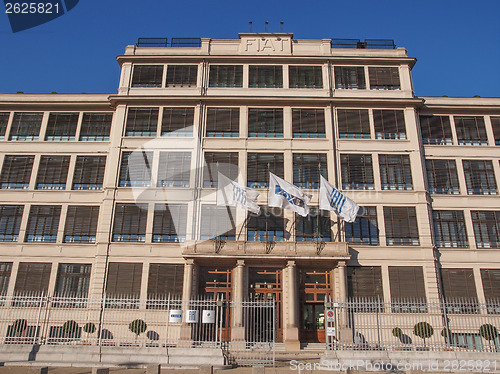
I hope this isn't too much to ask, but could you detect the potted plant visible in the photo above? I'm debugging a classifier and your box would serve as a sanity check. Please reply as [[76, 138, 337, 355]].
[[82, 322, 96, 345], [413, 321, 433, 350], [479, 324, 498, 352], [128, 319, 147, 345], [62, 320, 79, 343]]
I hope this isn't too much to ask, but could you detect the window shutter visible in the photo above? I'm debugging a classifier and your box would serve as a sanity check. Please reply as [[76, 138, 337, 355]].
[[426, 159, 460, 194], [481, 269, 500, 302], [379, 154, 413, 190], [454, 116, 488, 145], [131, 65, 163, 87], [206, 108, 239, 135], [0, 113, 9, 138], [14, 262, 52, 294], [440, 268, 478, 301], [208, 65, 243, 88], [341, 154, 374, 190], [157, 152, 191, 187], [152, 204, 187, 242], [125, 108, 158, 136], [373, 110, 406, 139], [0, 262, 12, 295], [345, 206, 379, 245], [25, 205, 61, 243], [347, 266, 383, 299], [80, 113, 112, 141], [161, 107, 194, 136], [0, 155, 34, 189], [55, 264, 91, 296], [166, 65, 198, 86], [337, 109, 370, 138], [247, 153, 284, 188], [389, 266, 426, 301], [0, 205, 24, 241], [292, 109, 325, 137], [471, 211, 500, 248], [64, 206, 99, 243], [289, 66, 323, 88], [119, 151, 152, 187], [112, 203, 148, 242], [292, 153, 327, 189], [106, 262, 142, 296], [204, 152, 239, 187], [368, 67, 400, 89], [335, 66, 365, 89], [384, 206, 419, 245], [147, 264, 184, 296], [200, 205, 236, 239], [463, 160, 497, 195], [72, 156, 106, 190], [45, 113, 79, 140], [419, 115, 452, 145], [36, 156, 70, 189], [249, 66, 283, 88], [248, 108, 283, 137], [432, 210, 468, 248], [9, 112, 43, 140], [491, 117, 500, 145]]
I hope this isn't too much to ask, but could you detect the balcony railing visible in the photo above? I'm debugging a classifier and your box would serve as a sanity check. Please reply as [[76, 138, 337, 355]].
[[136, 38, 201, 48]]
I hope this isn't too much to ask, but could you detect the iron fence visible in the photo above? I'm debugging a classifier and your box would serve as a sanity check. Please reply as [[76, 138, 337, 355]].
[[326, 297, 500, 353]]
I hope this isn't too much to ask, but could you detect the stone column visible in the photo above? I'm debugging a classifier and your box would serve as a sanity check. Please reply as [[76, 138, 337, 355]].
[[285, 261, 300, 351], [231, 260, 245, 342], [337, 261, 347, 301], [180, 259, 195, 340]]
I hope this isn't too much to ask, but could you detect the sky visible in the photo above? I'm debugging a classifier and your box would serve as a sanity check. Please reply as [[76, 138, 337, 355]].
[[0, 0, 499, 97]]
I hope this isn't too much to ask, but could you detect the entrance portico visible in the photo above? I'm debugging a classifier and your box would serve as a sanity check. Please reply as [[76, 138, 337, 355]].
[[182, 240, 349, 350]]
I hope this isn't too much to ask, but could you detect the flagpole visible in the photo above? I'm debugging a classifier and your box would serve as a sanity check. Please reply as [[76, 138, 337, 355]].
[[329, 103, 341, 242]]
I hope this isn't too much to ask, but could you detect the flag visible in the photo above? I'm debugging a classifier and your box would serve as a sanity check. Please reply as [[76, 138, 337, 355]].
[[268, 173, 311, 217], [217, 172, 260, 214], [319, 175, 359, 222]]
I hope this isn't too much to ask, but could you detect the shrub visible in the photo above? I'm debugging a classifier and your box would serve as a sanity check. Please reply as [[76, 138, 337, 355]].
[[414, 322, 433, 340], [392, 327, 402, 338], [83, 322, 96, 334], [129, 319, 147, 336]]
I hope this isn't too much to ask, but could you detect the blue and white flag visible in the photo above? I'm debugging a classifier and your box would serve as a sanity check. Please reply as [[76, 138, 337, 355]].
[[319, 175, 359, 223], [268, 173, 311, 217], [217, 172, 260, 214]]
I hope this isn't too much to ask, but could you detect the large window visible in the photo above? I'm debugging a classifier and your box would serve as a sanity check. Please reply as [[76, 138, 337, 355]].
[[72, 156, 106, 190], [64, 206, 99, 243], [119, 151, 152, 187], [247, 153, 284, 188], [79, 113, 112, 141], [347, 266, 383, 299], [341, 154, 374, 190], [248, 108, 283, 138], [379, 154, 413, 190], [425, 159, 460, 194], [454, 116, 488, 145], [166, 65, 198, 87], [25, 205, 61, 243], [14, 263, 51, 294], [125, 108, 158, 137], [106, 262, 142, 298], [55, 264, 91, 297], [9, 112, 42, 141], [0, 155, 34, 189], [0, 205, 24, 242], [463, 160, 497, 195], [295, 208, 330, 241], [293, 153, 327, 189], [334, 66, 365, 89], [384, 206, 419, 246], [289, 66, 323, 88], [131, 65, 163, 88], [472, 211, 500, 249], [152, 204, 187, 243], [292, 109, 325, 138], [112, 203, 147, 242], [389, 266, 426, 303], [249, 65, 283, 88], [433, 210, 468, 248], [36, 156, 70, 190], [419, 115, 452, 145], [157, 152, 191, 187], [373, 110, 406, 139], [345, 206, 379, 245], [209, 65, 243, 88], [491, 117, 500, 146], [0, 113, 9, 140], [0, 263, 12, 295], [203, 152, 239, 188], [200, 205, 236, 240], [481, 269, 500, 309], [368, 67, 400, 90], [247, 207, 284, 242], [337, 109, 370, 139], [148, 264, 184, 297], [161, 107, 194, 137], [441, 268, 478, 305], [206, 108, 239, 137], [45, 113, 79, 141]]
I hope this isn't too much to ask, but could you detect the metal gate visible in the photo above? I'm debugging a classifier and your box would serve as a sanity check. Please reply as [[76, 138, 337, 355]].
[[224, 300, 276, 367]]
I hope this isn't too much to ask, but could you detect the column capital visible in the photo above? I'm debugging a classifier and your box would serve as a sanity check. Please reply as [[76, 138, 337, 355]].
[[337, 260, 347, 268], [287, 260, 296, 268], [236, 260, 245, 267], [185, 259, 195, 266]]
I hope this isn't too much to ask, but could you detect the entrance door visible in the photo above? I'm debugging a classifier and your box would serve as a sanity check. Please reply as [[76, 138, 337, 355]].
[[199, 267, 232, 341], [248, 268, 282, 342], [299, 269, 332, 343]]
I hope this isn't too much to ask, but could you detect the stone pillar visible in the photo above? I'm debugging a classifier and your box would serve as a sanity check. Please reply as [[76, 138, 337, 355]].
[[285, 260, 300, 351], [338, 261, 347, 301], [231, 260, 245, 342], [180, 259, 195, 340]]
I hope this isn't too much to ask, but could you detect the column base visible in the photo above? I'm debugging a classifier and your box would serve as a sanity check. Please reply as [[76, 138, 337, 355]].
[[230, 326, 245, 341], [284, 326, 300, 351]]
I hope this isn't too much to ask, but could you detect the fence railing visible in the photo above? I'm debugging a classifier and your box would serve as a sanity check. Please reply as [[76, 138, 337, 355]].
[[136, 38, 202, 48], [326, 298, 500, 353]]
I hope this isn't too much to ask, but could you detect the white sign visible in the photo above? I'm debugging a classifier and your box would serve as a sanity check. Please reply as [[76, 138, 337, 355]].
[[169, 309, 182, 323], [326, 309, 335, 322], [327, 327, 336, 337], [186, 309, 199, 323], [202, 310, 216, 324]]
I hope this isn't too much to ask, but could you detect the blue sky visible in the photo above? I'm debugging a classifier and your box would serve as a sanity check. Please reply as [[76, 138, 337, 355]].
[[1, 0, 499, 97]]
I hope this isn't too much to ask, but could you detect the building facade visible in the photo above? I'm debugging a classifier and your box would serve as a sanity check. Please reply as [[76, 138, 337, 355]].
[[0, 33, 499, 350]]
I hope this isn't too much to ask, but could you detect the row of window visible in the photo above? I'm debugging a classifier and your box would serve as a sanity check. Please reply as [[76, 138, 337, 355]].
[[0, 262, 183, 298], [349, 267, 500, 308], [0, 112, 112, 142], [1, 202, 497, 248], [131, 64, 401, 90], [0, 155, 105, 190]]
